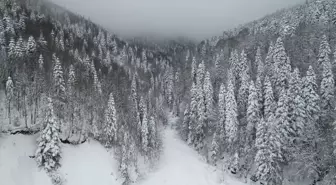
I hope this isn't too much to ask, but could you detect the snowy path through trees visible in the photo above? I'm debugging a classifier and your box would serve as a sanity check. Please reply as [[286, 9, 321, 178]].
[[139, 115, 244, 185]]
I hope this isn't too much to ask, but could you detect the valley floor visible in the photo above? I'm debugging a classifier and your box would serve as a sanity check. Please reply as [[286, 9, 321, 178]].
[[0, 114, 245, 185]]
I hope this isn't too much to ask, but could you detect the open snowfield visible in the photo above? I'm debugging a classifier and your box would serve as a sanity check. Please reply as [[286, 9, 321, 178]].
[[0, 134, 120, 185], [0, 114, 245, 185]]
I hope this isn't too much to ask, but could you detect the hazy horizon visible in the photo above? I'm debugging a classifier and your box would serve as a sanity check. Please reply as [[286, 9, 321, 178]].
[[50, 0, 305, 41]]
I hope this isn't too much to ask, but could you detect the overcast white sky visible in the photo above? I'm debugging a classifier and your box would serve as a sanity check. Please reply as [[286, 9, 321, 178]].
[[50, 0, 305, 40]]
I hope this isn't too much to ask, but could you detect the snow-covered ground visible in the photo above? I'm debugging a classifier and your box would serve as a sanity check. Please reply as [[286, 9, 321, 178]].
[[0, 113, 245, 185], [0, 134, 121, 185], [139, 114, 245, 185]]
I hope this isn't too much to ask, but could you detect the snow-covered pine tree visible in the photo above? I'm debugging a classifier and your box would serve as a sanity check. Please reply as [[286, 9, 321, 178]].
[[8, 37, 15, 60], [188, 82, 198, 145], [195, 72, 206, 150], [238, 69, 249, 116], [93, 69, 102, 94], [66, 64, 76, 138], [15, 36, 23, 59], [274, 88, 293, 163], [38, 31, 47, 48], [272, 37, 290, 97], [203, 71, 214, 124], [120, 131, 130, 184], [104, 92, 118, 147], [35, 97, 61, 172], [148, 116, 157, 159], [254, 115, 283, 185], [320, 59, 335, 116], [254, 117, 269, 181], [302, 66, 320, 122], [26, 35, 36, 56], [225, 79, 239, 152], [288, 68, 306, 138], [182, 106, 190, 141], [240, 49, 249, 76], [196, 61, 205, 86], [53, 54, 66, 102], [255, 76, 263, 116], [256, 46, 264, 79], [6, 76, 14, 124], [210, 131, 219, 165], [317, 35, 331, 73], [141, 101, 149, 155], [230, 50, 239, 80], [263, 76, 275, 119], [218, 83, 226, 143], [246, 81, 259, 143], [67, 65, 76, 97], [201, 43, 206, 58]]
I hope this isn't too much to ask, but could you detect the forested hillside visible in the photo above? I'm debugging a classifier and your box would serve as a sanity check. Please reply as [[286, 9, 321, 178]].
[[172, 0, 336, 185], [1, 0, 336, 185], [0, 0, 173, 184]]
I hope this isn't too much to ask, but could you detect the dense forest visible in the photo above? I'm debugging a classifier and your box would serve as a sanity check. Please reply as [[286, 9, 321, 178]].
[[0, 0, 336, 185]]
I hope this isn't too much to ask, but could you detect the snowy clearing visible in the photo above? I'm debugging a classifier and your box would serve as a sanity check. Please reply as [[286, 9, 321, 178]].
[[138, 115, 245, 185], [0, 114, 245, 185]]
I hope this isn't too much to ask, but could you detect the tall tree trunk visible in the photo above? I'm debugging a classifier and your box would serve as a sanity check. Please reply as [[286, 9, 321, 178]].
[[34, 97, 38, 125], [23, 95, 27, 128], [8, 101, 11, 125]]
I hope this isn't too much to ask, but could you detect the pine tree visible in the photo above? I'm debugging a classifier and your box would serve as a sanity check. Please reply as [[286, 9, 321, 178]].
[[195, 73, 206, 150], [255, 76, 263, 116], [240, 49, 249, 76], [120, 131, 130, 184], [230, 50, 239, 79], [274, 88, 293, 163], [93, 69, 102, 94], [196, 61, 205, 86], [317, 35, 331, 72], [141, 102, 149, 154], [148, 116, 157, 159], [201, 43, 206, 57], [203, 71, 214, 120], [18, 14, 25, 31], [35, 97, 61, 172], [53, 54, 66, 101], [247, 81, 259, 142], [238, 69, 249, 116], [256, 46, 264, 79], [288, 68, 306, 138], [225, 79, 239, 150], [15, 36, 23, 59], [320, 60, 335, 115], [26, 35, 36, 56], [67, 65, 76, 97], [188, 82, 198, 145], [38, 31, 47, 48], [182, 106, 190, 141], [218, 83, 226, 142], [8, 37, 15, 59], [263, 76, 275, 119], [210, 132, 219, 164], [254, 115, 283, 185], [6, 76, 14, 124], [302, 66, 320, 122], [104, 92, 118, 147], [272, 37, 290, 97]]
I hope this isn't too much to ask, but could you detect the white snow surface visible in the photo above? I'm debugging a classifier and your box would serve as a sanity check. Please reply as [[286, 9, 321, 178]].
[[139, 114, 245, 185], [0, 113, 245, 185]]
